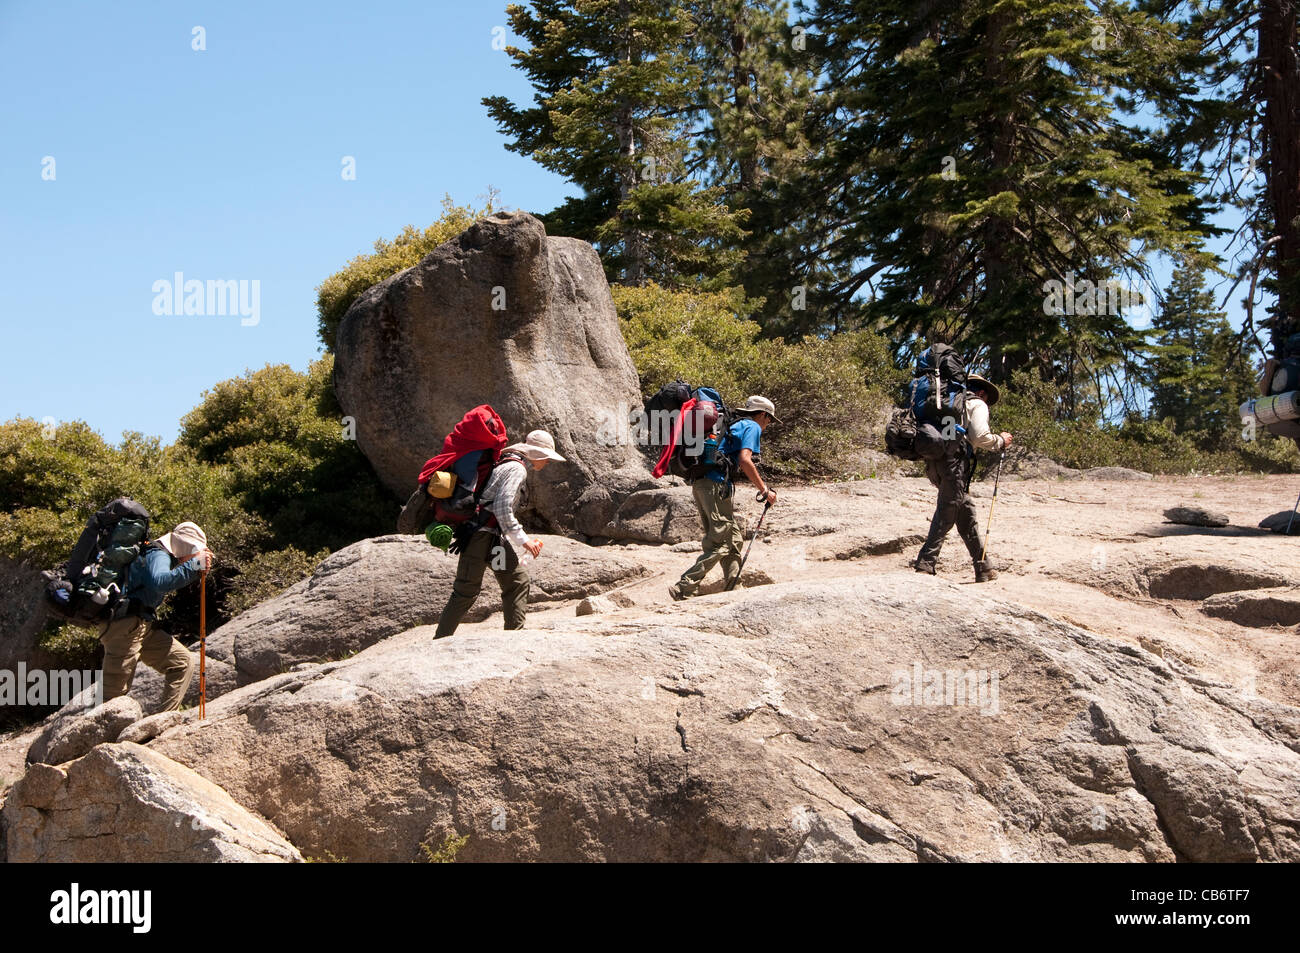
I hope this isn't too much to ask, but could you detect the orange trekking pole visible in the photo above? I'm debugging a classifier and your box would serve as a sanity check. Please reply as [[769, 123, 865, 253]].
[[198, 568, 207, 720]]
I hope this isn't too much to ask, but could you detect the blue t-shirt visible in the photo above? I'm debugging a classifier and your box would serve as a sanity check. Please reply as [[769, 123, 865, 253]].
[[706, 417, 762, 484]]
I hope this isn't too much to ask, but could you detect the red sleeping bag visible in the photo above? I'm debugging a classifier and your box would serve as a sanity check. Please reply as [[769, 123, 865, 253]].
[[418, 405, 508, 484], [652, 397, 698, 478]]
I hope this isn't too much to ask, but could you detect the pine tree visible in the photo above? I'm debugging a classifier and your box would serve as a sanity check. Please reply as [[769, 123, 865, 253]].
[[795, 0, 1207, 384], [483, 0, 746, 287], [1147, 255, 1255, 443], [1144, 0, 1300, 357], [689, 0, 819, 328]]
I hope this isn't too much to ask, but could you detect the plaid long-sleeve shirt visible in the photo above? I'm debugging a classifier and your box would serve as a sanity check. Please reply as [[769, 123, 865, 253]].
[[480, 458, 531, 551]]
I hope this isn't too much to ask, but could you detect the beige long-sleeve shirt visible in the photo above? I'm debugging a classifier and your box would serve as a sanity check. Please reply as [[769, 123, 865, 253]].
[[963, 396, 1005, 452]]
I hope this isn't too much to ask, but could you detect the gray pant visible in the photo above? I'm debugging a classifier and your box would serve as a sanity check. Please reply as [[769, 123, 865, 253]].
[[671, 478, 744, 597], [434, 529, 530, 638], [917, 445, 985, 568]]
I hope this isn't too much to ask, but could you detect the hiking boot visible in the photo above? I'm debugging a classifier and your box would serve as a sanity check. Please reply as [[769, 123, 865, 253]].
[[668, 584, 688, 602], [974, 560, 998, 583], [914, 560, 936, 575]]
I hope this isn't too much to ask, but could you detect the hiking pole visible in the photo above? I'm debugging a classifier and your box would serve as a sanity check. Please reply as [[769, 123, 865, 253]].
[[1287, 489, 1300, 536], [727, 489, 773, 592], [198, 568, 207, 720], [979, 452, 1004, 563]]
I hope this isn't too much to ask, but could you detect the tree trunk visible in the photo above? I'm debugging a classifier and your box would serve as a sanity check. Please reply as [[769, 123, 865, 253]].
[[617, 0, 646, 285], [1262, 0, 1300, 353], [982, 9, 1019, 383]]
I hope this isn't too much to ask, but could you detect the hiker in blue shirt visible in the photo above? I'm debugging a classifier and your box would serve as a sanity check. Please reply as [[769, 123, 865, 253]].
[[669, 396, 780, 600]]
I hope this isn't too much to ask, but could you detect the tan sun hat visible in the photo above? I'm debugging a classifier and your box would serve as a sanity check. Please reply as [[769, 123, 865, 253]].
[[965, 374, 1001, 406], [155, 521, 207, 559], [505, 429, 566, 463], [736, 395, 782, 423]]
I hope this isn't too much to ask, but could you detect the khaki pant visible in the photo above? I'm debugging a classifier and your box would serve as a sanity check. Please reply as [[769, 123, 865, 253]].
[[434, 530, 530, 639], [99, 615, 195, 712], [672, 479, 744, 597]]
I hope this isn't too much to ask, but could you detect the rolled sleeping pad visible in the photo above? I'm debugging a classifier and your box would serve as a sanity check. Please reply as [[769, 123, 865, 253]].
[[1241, 391, 1300, 428], [1269, 361, 1300, 395]]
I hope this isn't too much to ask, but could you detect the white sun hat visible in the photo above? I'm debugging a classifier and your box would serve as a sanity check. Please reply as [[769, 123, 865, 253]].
[[505, 429, 566, 462], [154, 521, 207, 559], [736, 395, 782, 423]]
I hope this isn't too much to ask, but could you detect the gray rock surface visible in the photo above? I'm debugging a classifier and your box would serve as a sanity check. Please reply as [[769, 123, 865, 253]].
[[575, 595, 617, 616], [1050, 550, 1294, 601], [206, 533, 648, 686], [143, 575, 1300, 863], [27, 695, 142, 766], [333, 211, 655, 537], [0, 556, 55, 675], [604, 485, 700, 545], [1201, 588, 1300, 628], [1164, 506, 1230, 528], [3, 742, 301, 862], [1080, 467, 1153, 481]]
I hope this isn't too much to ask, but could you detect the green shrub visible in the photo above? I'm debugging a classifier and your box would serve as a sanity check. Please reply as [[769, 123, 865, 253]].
[[224, 545, 328, 617], [614, 283, 903, 479], [995, 370, 1300, 475], [178, 356, 394, 553], [316, 195, 498, 351]]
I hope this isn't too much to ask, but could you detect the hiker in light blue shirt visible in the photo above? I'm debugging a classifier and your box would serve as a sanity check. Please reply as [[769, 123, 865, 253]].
[[670, 396, 780, 601]]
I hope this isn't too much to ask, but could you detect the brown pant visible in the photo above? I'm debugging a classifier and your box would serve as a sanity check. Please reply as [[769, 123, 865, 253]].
[[99, 615, 195, 712], [434, 530, 530, 638]]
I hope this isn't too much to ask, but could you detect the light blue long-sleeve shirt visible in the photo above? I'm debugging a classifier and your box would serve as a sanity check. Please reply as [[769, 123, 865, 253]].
[[125, 545, 203, 616]]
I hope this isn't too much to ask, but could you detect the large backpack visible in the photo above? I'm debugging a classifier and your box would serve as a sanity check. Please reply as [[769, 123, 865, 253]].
[[397, 405, 509, 535], [43, 498, 151, 628], [884, 345, 971, 461], [646, 382, 734, 481], [911, 343, 970, 426]]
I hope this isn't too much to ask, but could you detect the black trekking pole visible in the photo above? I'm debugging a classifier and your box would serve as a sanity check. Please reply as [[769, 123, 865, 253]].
[[727, 489, 773, 592], [1287, 488, 1300, 536], [979, 451, 1004, 563]]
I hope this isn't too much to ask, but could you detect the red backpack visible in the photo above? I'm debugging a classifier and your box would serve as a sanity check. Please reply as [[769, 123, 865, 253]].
[[396, 405, 508, 534]]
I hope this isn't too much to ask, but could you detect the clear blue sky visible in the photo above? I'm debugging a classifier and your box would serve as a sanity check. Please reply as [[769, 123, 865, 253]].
[[0, 0, 569, 442], [0, 1, 1264, 443]]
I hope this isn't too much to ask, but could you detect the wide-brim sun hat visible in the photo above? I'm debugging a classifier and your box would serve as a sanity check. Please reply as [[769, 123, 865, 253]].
[[736, 395, 782, 423], [505, 429, 566, 462], [155, 521, 207, 559], [965, 374, 1001, 406]]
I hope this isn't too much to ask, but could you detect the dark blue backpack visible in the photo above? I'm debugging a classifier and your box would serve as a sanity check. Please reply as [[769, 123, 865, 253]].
[[911, 344, 969, 426]]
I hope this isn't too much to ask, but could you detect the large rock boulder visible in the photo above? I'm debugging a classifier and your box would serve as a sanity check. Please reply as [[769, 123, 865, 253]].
[[0, 556, 55, 675], [3, 742, 301, 862], [27, 695, 142, 766], [206, 533, 649, 686], [1164, 506, 1230, 528], [1201, 588, 1300, 628], [146, 575, 1300, 862], [602, 485, 700, 545], [1260, 510, 1300, 535], [333, 211, 655, 537]]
